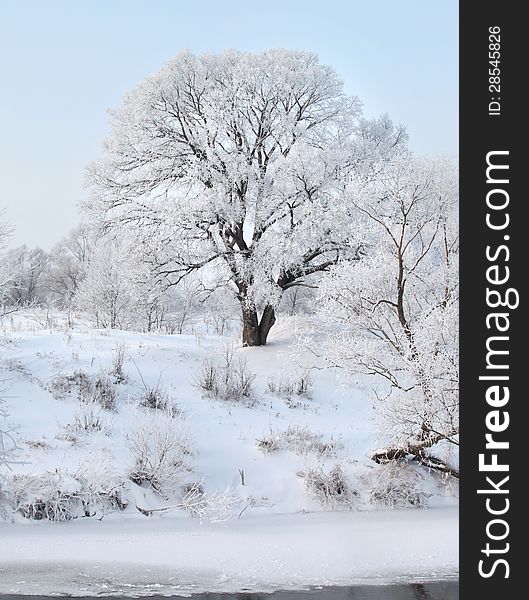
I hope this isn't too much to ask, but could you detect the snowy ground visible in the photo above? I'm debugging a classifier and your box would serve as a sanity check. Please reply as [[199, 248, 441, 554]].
[[0, 313, 458, 595]]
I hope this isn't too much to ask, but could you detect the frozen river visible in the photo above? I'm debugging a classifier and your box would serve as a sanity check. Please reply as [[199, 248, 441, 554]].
[[2, 580, 458, 599]]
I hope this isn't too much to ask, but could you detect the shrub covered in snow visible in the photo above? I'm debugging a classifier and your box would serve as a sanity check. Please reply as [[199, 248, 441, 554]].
[[59, 402, 110, 438], [110, 343, 128, 384], [127, 410, 192, 496], [302, 464, 356, 510], [74, 452, 126, 515], [361, 462, 430, 509], [48, 369, 93, 402], [133, 365, 180, 414], [48, 368, 119, 411], [7, 454, 124, 521], [136, 381, 181, 417], [92, 371, 117, 411], [267, 371, 313, 401], [257, 424, 341, 458], [9, 471, 82, 521], [139, 383, 168, 411], [195, 347, 255, 405]]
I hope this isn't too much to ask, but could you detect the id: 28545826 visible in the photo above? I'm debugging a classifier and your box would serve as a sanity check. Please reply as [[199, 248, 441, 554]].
[[489, 26, 502, 116]]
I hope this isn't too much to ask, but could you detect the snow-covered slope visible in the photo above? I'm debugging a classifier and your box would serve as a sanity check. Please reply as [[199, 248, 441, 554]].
[[0, 314, 458, 594]]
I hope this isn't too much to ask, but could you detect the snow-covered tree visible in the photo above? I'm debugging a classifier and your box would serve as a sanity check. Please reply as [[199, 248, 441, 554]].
[[318, 155, 459, 476], [43, 224, 92, 312], [0, 210, 27, 314], [74, 239, 141, 329], [86, 49, 405, 346], [0, 212, 14, 308], [2, 245, 49, 307], [73, 235, 180, 331]]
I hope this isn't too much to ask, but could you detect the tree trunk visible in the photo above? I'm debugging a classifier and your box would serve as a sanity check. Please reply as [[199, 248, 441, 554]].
[[241, 304, 276, 346], [371, 435, 460, 479], [242, 306, 261, 346], [258, 305, 276, 345]]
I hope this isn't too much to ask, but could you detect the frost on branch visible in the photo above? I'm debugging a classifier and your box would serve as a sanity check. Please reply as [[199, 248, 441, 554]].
[[318, 155, 459, 476], [179, 481, 240, 523]]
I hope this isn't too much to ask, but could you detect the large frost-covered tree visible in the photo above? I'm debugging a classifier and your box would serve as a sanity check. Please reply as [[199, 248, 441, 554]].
[[318, 156, 459, 476], [87, 49, 405, 346]]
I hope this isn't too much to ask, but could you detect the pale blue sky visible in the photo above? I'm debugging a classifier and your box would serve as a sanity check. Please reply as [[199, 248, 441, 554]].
[[0, 0, 458, 249]]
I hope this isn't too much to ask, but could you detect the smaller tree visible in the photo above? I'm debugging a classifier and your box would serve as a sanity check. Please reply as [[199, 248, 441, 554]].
[[0, 212, 22, 312], [2, 245, 49, 307], [0, 219, 11, 306], [42, 224, 92, 315], [318, 155, 458, 476], [74, 239, 141, 329]]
